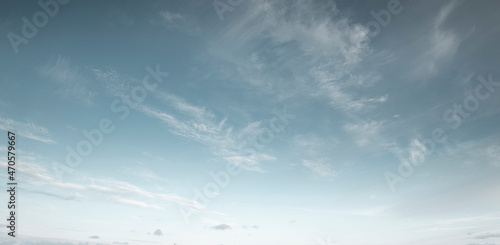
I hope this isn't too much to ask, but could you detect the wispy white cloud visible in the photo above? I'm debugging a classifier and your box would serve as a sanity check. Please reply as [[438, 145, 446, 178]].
[[435, 213, 500, 228], [0, 153, 200, 212], [204, 0, 387, 112], [92, 67, 276, 173], [434, 0, 461, 29], [141, 151, 165, 162], [412, 1, 468, 79], [122, 156, 173, 183], [214, 0, 369, 64], [302, 159, 337, 179], [444, 138, 500, 167], [387, 137, 428, 167], [91, 67, 131, 97], [155, 91, 216, 123], [137, 103, 274, 172], [137, 104, 227, 146], [0, 116, 56, 144], [156, 11, 201, 36], [343, 120, 387, 147], [124, 164, 170, 183], [292, 134, 342, 179], [310, 67, 388, 111], [38, 56, 97, 106]]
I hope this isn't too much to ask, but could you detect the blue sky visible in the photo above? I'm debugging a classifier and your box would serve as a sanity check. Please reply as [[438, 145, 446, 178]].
[[0, 0, 500, 244]]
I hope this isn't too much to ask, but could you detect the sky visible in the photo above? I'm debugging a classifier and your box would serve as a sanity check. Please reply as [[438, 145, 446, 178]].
[[0, 0, 499, 244]]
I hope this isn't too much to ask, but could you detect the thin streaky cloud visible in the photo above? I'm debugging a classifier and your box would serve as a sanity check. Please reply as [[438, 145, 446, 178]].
[[0, 116, 56, 144]]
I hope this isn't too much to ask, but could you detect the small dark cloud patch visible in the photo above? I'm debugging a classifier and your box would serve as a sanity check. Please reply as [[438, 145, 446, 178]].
[[466, 243, 497, 245], [154, 229, 163, 236], [212, 224, 231, 230], [88, 235, 100, 239], [474, 232, 500, 239]]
